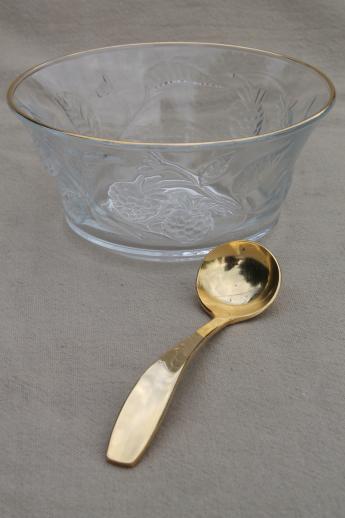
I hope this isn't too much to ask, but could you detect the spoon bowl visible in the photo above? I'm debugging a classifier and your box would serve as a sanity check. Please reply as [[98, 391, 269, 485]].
[[107, 240, 281, 466], [197, 240, 280, 322]]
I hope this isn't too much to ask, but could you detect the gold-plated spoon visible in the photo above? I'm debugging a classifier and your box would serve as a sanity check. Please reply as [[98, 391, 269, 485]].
[[106, 240, 281, 467]]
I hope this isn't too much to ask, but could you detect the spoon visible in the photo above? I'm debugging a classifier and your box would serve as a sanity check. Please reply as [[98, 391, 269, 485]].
[[106, 240, 281, 467]]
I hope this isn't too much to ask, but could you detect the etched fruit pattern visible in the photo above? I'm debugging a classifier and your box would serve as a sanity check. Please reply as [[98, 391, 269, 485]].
[[106, 151, 243, 244], [26, 55, 300, 246]]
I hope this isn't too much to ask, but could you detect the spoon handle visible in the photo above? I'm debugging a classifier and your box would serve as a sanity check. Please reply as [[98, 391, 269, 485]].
[[106, 318, 228, 467]]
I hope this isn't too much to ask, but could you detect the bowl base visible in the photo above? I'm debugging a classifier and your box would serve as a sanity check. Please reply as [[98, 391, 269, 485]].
[[65, 216, 278, 262]]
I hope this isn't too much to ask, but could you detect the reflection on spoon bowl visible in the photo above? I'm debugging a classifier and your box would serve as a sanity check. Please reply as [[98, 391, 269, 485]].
[[197, 240, 280, 322]]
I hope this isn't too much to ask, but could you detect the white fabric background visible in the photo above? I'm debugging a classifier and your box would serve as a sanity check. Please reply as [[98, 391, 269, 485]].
[[1, 1, 344, 517]]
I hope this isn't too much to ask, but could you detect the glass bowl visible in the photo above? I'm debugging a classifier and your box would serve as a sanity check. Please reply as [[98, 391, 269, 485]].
[[7, 42, 335, 261]]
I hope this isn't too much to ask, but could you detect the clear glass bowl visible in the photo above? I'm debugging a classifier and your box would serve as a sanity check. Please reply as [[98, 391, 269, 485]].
[[7, 42, 335, 260]]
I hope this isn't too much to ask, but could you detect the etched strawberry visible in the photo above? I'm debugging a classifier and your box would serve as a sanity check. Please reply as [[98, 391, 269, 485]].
[[108, 175, 165, 223]]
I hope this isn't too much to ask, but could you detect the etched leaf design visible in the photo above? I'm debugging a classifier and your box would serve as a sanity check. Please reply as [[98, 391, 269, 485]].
[[54, 92, 101, 135], [95, 74, 113, 98], [20, 77, 63, 127], [30, 129, 67, 177], [231, 141, 292, 210], [199, 152, 236, 186]]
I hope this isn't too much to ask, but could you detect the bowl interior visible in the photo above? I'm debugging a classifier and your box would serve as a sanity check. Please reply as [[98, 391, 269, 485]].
[[11, 43, 333, 143]]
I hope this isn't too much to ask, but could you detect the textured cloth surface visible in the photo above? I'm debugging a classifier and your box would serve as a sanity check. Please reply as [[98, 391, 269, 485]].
[[1, 2, 344, 517]]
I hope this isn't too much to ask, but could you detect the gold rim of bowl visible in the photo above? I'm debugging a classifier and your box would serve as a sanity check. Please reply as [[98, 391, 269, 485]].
[[7, 41, 336, 148]]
